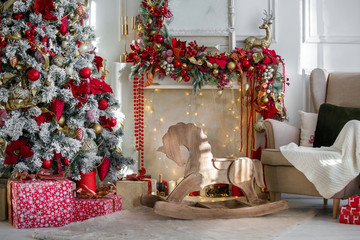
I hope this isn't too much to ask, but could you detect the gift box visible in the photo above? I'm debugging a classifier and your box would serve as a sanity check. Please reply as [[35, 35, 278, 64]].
[[348, 195, 360, 208], [8, 179, 73, 228], [339, 214, 360, 225], [72, 194, 122, 222], [0, 183, 8, 221], [116, 180, 148, 209], [340, 205, 360, 216]]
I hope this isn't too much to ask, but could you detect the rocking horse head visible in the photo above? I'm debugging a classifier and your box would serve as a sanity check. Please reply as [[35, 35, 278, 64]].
[[157, 122, 212, 167]]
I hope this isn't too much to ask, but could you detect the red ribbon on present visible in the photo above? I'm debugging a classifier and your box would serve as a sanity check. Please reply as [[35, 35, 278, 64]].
[[121, 168, 152, 194], [76, 183, 116, 199]]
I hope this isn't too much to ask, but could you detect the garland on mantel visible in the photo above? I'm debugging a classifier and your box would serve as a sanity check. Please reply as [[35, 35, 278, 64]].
[[127, 0, 289, 158]]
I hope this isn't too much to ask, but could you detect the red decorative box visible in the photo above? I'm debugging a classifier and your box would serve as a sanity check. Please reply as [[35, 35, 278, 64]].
[[348, 195, 360, 208], [72, 194, 122, 222], [339, 214, 360, 225], [340, 205, 360, 216], [8, 179, 73, 229]]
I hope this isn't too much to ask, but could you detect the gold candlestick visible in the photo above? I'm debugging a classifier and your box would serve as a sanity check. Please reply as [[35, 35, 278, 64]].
[[120, 16, 129, 62], [132, 16, 137, 41]]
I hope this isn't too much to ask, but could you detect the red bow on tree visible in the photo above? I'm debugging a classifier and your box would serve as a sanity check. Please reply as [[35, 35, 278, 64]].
[[208, 54, 230, 69], [5, 138, 34, 165], [90, 78, 113, 95], [34, 0, 58, 21]]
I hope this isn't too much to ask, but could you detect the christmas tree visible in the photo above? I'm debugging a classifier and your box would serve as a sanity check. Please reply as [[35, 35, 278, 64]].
[[0, 0, 134, 181]]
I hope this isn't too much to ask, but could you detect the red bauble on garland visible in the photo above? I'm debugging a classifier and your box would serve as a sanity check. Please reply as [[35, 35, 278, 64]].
[[79, 67, 91, 78], [98, 98, 108, 110], [14, 13, 23, 20], [173, 60, 181, 68], [155, 35, 165, 44], [27, 69, 40, 81], [183, 76, 190, 82], [42, 159, 52, 169]]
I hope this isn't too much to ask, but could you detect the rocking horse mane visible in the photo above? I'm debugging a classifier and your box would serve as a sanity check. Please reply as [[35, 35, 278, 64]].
[[157, 122, 212, 167]]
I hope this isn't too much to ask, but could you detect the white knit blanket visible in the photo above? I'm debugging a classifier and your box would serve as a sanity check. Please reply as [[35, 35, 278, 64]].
[[280, 120, 360, 199]]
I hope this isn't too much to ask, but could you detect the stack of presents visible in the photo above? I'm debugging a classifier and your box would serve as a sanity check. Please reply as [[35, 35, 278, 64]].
[[339, 195, 360, 225], [0, 174, 154, 229]]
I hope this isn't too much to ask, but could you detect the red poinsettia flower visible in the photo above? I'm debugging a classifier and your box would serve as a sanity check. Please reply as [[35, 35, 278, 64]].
[[5, 138, 34, 165], [67, 80, 90, 103], [93, 56, 104, 72], [34, 112, 53, 126], [34, 0, 58, 21], [90, 78, 113, 95], [172, 38, 187, 58]]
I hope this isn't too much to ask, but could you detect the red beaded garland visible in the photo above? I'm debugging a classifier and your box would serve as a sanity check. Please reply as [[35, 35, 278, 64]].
[[133, 75, 145, 168]]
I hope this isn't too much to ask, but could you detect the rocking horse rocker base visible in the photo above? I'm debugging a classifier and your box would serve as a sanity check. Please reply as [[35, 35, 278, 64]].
[[141, 123, 288, 219]]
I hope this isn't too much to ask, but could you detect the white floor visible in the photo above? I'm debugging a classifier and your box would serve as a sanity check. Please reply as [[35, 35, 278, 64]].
[[1, 194, 360, 240]]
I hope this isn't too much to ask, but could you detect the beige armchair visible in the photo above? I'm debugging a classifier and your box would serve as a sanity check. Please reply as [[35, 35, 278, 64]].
[[261, 68, 360, 218]]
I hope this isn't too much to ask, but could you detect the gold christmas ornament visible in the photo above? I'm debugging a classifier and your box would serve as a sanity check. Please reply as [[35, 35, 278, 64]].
[[52, 55, 65, 67], [182, 63, 187, 68], [262, 96, 269, 104], [93, 123, 103, 134], [212, 63, 219, 69], [58, 115, 66, 127], [216, 89, 223, 97], [149, 30, 157, 36], [227, 61, 236, 71], [206, 61, 213, 68], [177, 76, 183, 83], [212, 69, 219, 75]]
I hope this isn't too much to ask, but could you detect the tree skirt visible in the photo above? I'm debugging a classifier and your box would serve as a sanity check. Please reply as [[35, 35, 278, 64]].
[[33, 206, 316, 240]]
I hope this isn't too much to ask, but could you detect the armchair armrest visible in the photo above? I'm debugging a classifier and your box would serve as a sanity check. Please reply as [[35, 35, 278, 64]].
[[263, 119, 300, 149]]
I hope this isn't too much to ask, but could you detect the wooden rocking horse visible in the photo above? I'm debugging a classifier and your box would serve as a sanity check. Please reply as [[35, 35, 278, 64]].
[[141, 122, 288, 219]]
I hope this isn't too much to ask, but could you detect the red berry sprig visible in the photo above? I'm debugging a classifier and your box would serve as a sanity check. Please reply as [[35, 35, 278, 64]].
[[25, 22, 37, 51]]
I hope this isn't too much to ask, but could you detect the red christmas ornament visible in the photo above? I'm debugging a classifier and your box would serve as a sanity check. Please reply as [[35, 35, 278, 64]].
[[180, 69, 187, 76], [62, 158, 70, 166], [183, 76, 190, 82], [98, 157, 110, 181], [42, 159, 52, 169], [260, 64, 267, 70], [242, 59, 250, 67], [98, 98, 108, 110], [173, 60, 181, 68], [76, 128, 84, 141], [27, 69, 40, 81], [79, 67, 91, 78], [107, 117, 117, 127], [155, 35, 165, 44]]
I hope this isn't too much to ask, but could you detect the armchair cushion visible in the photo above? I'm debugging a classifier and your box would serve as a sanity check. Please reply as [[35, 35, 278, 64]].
[[299, 111, 318, 147], [314, 103, 360, 147]]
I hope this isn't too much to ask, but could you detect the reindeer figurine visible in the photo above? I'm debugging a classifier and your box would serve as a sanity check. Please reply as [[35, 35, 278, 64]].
[[245, 10, 274, 50]]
